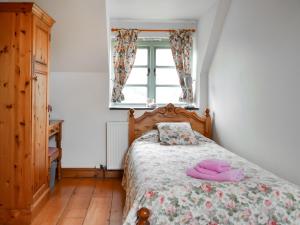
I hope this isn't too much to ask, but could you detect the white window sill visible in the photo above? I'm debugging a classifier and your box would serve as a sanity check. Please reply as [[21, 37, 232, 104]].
[[109, 103, 199, 110]]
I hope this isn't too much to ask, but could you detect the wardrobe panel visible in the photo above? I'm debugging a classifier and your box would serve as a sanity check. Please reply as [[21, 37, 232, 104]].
[[33, 16, 49, 66], [0, 11, 33, 209], [32, 73, 48, 195]]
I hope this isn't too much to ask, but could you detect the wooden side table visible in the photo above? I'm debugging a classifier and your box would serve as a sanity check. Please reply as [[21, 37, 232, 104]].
[[48, 120, 63, 180]]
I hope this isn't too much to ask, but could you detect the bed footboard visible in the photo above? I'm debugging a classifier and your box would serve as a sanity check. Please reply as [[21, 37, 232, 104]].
[[136, 208, 150, 225]]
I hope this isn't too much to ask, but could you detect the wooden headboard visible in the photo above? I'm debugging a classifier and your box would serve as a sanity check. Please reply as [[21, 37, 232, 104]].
[[128, 103, 212, 146]]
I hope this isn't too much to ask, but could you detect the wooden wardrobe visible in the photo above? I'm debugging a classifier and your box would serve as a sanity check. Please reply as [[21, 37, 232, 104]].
[[0, 3, 55, 225]]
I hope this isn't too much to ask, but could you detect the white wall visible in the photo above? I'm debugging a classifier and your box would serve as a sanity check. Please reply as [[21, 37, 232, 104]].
[[197, 0, 231, 111], [49, 72, 127, 167], [209, 0, 300, 185], [107, 0, 217, 20], [197, 3, 218, 111]]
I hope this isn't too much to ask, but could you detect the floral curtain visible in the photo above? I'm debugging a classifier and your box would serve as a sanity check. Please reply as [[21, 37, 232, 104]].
[[111, 29, 139, 102], [169, 30, 193, 102]]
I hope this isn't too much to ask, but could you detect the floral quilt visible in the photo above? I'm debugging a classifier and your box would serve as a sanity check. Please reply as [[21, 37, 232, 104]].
[[122, 131, 300, 225]]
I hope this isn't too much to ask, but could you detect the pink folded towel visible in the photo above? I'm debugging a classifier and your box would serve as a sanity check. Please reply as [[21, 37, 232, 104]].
[[194, 166, 218, 175], [186, 168, 244, 182], [197, 159, 231, 172]]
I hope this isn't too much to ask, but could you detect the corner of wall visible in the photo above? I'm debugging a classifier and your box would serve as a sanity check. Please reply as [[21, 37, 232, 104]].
[[197, 0, 231, 112]]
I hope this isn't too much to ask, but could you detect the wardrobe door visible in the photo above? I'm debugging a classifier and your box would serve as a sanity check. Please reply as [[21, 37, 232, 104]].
[[32, 15, 50, 198], [32, 72, 48, 196]]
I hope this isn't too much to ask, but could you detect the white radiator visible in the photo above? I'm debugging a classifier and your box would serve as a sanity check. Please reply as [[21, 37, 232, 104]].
[[106, 122, 128, 170]]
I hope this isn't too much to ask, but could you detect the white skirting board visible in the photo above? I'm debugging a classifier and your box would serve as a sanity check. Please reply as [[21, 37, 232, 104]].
[[106, 122, 128, 170]]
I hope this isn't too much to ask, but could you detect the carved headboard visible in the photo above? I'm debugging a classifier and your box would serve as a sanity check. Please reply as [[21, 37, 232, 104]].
[[128, 103, 212, 146]]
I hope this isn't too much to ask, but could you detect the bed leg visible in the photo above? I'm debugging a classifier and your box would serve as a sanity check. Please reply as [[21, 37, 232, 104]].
[[136, 207, 150, 225]]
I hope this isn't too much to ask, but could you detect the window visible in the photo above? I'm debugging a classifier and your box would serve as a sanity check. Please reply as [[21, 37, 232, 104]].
[[155, 48, 181, 104], [112, 40, 195, 106], [122, 48, 148, 104]]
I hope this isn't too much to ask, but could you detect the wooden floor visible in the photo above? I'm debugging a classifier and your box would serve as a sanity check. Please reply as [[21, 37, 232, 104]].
[[31, 178, 125, 225]]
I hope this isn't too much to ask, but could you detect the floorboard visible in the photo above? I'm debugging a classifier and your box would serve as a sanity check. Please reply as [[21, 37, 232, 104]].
[[31, 178, 125, 225]]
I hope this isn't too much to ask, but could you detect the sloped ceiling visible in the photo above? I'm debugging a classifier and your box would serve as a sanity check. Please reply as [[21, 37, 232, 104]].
[[36, 0, 109, 72], [2, 0, 109, 72]]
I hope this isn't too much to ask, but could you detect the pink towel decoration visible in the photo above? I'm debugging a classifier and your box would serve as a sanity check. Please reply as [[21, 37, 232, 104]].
[[197, 159, 231, 172], [194, 166, 219, 175], [186, 168, 244, 182]]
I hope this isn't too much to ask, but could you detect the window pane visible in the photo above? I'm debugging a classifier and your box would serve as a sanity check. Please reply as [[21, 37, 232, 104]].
[[156, 68, 179, 85], [127, 68, 148, 85], [156, 49, 175, 66], [123, 86, 147, 103], [156, 87, 182, 104], [134, 48, 148, 66]]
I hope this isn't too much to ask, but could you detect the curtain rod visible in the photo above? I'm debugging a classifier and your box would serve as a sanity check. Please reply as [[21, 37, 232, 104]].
[[111, 28, 196, 33]]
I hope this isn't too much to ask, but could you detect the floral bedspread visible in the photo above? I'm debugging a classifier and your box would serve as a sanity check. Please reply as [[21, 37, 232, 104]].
[[122, 132, 300, 225]]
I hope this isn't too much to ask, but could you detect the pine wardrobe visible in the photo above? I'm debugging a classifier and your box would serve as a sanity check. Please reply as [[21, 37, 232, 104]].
[[0, 3, 55, 224]]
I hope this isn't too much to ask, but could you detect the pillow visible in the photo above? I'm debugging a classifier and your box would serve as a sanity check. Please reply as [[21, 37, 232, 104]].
[[157, 122, 198, 145]]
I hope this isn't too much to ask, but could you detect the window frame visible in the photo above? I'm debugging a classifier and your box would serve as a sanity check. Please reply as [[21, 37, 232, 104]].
[[110, 39, 196, 108], [134, 40, 181, 104], [153, 46, 181, 104]]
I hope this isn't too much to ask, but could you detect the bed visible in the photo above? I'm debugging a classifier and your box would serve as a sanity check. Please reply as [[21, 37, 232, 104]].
[[122, 104, 300, 225]]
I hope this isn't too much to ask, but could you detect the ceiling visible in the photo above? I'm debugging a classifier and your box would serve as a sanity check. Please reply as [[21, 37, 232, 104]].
[[107, 0, 218, 20]]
